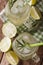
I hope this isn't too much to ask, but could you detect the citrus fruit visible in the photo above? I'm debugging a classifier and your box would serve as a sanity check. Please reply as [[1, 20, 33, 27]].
[[2, 22, 17, 38], [6, 51, 19, 65], [0, 37, 11, 52], [30, 6, 41, 20]]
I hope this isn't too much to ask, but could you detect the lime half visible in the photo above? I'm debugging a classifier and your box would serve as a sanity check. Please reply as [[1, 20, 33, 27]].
[[30, 6, 41, 20], [6, 51, 19, 65], [2, 22, 17, 38], [0, 37, 11, 52]]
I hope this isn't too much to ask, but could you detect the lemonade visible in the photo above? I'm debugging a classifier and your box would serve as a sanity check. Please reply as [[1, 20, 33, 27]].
[[5, 0, 31, 26], [12, 32, 38, 60]]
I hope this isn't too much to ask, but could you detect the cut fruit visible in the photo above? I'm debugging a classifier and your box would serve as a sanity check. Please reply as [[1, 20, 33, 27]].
[[6, 51, 19, 65], [2, 22, 17, 38], [28, 0, 37, 5], [0, 37, 11, 52], [30, 6, 41, 20]]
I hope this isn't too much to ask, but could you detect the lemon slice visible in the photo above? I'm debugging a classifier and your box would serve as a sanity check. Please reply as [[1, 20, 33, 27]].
[[28, 0, 37, 5], [6, 51, 19, 65], [2, 22, 17, 38], [30, 6, 41, 20], [0, 37, 11, 52]]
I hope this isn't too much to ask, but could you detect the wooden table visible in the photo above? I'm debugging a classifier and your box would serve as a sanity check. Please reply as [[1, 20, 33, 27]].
[[0, 0, 43, 65]]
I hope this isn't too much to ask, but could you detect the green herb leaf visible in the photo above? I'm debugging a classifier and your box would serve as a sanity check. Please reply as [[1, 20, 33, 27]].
[[9, 0, 17, 9]]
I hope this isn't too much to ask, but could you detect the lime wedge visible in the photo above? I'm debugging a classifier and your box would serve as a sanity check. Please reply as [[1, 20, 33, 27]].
[[2, 22, 17, 38], [30, 6, 41, 20], [28, 0, 37, 5], [0, 37, 11, 52], [6, 51, 19, 65]]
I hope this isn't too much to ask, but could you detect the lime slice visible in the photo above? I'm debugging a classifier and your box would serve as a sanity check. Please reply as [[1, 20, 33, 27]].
[[6, 51, 19, 65], [0, 37, 11, 52], [28, 0, 37, 5], [30, 6, 41, 20], [2, 22, 17, 38]]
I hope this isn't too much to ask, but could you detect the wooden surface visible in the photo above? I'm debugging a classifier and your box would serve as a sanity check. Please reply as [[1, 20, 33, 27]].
[[0, 0, 43, 65]]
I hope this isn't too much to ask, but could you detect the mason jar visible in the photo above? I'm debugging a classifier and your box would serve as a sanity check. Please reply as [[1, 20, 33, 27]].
[[5, 0, 31, 26], [12, 32, 40, 63]]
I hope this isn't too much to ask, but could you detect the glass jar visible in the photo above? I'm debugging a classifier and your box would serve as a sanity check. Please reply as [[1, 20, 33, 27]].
[[5, 0, 31, 26], [12, 32, 40, 63]]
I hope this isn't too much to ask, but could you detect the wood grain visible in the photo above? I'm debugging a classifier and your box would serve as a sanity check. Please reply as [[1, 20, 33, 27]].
[[0, 53, 9, 65]]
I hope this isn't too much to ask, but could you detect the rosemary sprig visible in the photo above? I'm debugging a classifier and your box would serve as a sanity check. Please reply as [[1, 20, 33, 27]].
[[9, 0, 17, 9], [16, 40, 24, 47]]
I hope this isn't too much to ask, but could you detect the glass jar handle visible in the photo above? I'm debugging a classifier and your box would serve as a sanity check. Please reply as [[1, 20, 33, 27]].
[[32, 53, 40, 63], [0, 8, 8, 22]]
